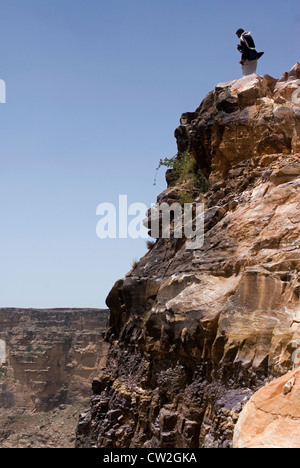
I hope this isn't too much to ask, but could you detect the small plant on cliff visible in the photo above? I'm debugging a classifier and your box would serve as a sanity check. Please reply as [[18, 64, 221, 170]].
[[146, 239, 156, 250], [131, 258, 139, 270], [154, 151, 209, 193], [0, 365, 7, 381], [178, 192, 194, 206]]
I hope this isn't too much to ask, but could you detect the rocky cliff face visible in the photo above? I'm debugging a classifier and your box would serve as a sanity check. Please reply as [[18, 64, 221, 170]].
[[0, 308, 108, 411], [76, 65, 300, 448]]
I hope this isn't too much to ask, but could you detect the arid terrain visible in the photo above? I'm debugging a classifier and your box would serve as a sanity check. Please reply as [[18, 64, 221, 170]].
[[0, 308, 108, 448], [0, 403, 84, 448]]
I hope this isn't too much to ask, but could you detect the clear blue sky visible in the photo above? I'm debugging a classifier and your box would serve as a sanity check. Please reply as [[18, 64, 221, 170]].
[[0, 0, 299, 309]]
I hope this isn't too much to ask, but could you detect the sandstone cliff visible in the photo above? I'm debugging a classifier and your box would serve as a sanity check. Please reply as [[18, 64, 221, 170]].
[[0, 308, 108, 412], [76, 65, 300, 449]]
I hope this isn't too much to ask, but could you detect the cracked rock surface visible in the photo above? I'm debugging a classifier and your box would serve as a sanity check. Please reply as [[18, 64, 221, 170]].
[[233, 369, 300, 448]]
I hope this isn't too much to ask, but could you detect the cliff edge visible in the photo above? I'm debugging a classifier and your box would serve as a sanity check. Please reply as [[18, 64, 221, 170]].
[[76, 65, 300, 448]]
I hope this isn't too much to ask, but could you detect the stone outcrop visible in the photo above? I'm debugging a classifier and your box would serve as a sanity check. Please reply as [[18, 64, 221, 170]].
[[175, 64, 300, 182], [0, 308, 108, 411], [76, 65, 300, 449], [233, 369, 300, 448]]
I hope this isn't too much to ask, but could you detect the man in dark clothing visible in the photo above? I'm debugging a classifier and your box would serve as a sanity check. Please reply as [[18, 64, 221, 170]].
[[236, 29, 264, 76]]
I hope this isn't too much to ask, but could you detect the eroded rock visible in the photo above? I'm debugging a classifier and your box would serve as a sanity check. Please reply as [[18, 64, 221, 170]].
[[0, 308, 109, 411], [76, 66, 300, 449], [175, 65, 300, 183], [233, 370, 300, 448]]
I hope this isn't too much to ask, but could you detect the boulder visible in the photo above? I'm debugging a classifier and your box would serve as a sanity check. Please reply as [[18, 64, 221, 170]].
[[233, 370, 300, 448]]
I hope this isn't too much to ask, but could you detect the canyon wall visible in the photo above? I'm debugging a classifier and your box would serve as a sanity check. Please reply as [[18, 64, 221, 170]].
[[76, 65, 300, 448], [0, 308, 108, 412]]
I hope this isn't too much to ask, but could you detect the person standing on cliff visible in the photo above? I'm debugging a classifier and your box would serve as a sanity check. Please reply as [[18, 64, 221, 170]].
[[236, 28, 264, 76]]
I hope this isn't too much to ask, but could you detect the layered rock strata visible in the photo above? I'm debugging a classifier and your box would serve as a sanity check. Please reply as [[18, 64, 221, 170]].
[[76, 65, 300, 448], [0, 308, 108, 411]]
